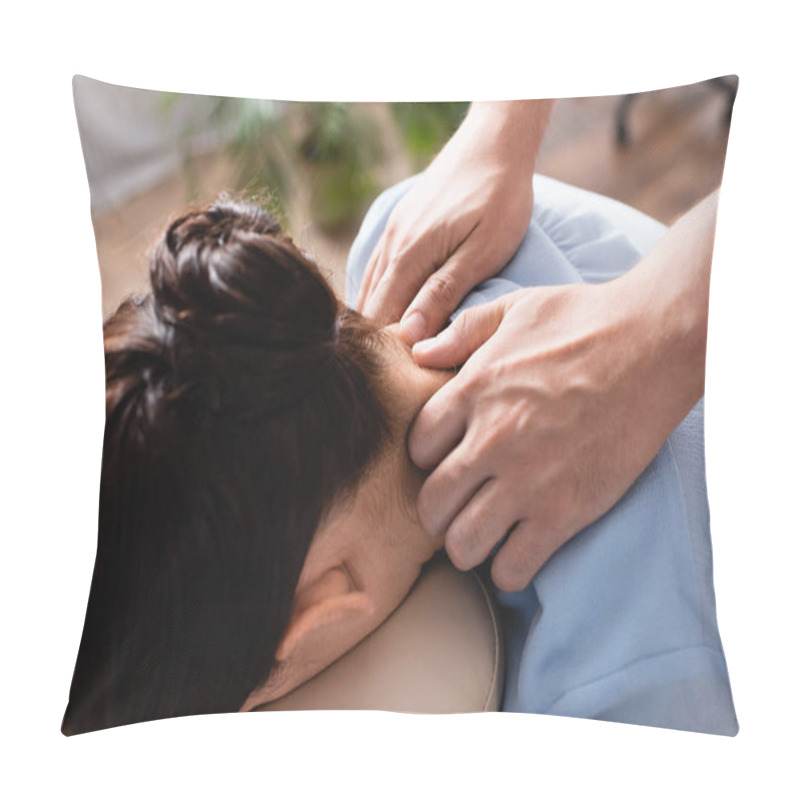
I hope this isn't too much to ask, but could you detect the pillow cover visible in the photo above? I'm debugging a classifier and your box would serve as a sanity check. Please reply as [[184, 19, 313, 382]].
[[64, 75, 737, 735]]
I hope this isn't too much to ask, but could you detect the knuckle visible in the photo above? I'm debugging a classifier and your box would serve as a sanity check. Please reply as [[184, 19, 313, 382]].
[[448, 517, 484, 567], [455, 444, 487, 484], [425, 270, 461, 308], [383, 219, 400, 244], [452, 307, 474, 336], [538, 486, 576, 538], [379, 256, 402, 289], [460, 363, 491, 397], [386, 238, 423, 279], [476, 413, 512, 461], [384, 252, 404, 278], [491, 554, 533, 593], [483, 419, 506, 452]]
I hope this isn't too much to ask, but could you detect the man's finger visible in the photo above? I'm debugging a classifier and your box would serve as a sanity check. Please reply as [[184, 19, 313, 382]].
[[415, 437, 488, 539], [396, 241, 486, 345], [490, 519, 549, 592], [364, 228, 436, 324], [445, 479, 518, 571], [411, 295, 508, 369], [407, 375, 469, 471]]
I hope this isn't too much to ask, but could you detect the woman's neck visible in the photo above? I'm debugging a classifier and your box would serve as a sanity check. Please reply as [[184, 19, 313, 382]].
[[378, 326, 454, 544]]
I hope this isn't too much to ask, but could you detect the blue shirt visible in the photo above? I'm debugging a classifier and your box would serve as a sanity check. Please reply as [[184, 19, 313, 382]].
[[345, 175, 737, 735]]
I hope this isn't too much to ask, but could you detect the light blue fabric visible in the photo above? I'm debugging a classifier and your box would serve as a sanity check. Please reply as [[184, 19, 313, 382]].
[[345, 174, 737, 735]]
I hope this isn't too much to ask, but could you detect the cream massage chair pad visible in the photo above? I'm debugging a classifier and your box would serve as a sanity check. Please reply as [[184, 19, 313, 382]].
[[255, 558, 504, 713]]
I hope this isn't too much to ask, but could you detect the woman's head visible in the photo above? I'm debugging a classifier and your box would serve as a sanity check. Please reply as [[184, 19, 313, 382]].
[[63, 199, 444, 735]]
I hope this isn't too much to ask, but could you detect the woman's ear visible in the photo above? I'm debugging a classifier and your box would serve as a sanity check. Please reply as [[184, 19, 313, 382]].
[[241, 565, 375, 710], [275, 565, 373, 662]]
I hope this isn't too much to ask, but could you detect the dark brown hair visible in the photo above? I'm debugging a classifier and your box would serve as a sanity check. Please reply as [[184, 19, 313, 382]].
[[63, 199, 391, 735]]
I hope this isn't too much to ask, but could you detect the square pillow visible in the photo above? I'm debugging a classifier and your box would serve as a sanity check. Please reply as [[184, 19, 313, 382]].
[[64, 75, 738, 736]]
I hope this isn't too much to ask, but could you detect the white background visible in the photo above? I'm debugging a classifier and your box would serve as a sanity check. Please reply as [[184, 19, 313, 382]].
[[2, 1, 797, 796]]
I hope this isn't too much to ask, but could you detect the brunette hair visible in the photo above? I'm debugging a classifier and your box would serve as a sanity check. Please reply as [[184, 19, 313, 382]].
[[62, 199, 391, 735]]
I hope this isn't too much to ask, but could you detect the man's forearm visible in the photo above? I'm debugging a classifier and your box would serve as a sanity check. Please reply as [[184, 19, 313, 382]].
[[458, 99, 554, 175], [611, 189, 719, 434]]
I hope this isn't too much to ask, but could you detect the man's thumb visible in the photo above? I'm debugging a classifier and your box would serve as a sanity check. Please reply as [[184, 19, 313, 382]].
[[411, 298, 507, 369]]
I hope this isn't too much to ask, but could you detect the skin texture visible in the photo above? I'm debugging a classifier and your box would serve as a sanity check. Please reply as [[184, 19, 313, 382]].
[[357, 100, 553, 343], [408, 191, 718, 591]]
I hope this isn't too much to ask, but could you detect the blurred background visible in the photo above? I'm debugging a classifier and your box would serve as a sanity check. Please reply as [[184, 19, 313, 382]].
[[73, 75, 737, 318]]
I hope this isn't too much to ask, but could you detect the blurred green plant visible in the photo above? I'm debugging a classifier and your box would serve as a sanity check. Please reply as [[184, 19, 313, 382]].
[[161, 94, 292, 226], [159, 92, 232, 204], [161, 96, 468, 234], [227, 99, 292, 227], [389, 102, 469, 169], [296, 102, 383, 233]]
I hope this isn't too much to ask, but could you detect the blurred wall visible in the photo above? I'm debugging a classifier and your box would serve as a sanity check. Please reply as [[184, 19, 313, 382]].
[[73, 75, 234, 214]]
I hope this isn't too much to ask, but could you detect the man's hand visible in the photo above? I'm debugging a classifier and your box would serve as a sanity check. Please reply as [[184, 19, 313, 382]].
[[357, 100, 553, 344], [408, 185, 716, 591]]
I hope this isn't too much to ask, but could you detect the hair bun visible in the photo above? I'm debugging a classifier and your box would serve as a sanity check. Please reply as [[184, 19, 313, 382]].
[[148, 198, 342, 416], [153, 200, 337, 342]]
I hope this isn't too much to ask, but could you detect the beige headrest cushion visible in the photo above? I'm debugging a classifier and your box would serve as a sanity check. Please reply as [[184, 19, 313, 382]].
[[255, 557, 503, 713]]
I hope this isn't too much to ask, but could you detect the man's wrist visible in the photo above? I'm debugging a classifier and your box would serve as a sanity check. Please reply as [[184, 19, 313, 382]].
[[463, 100, 553, 174], [607, 254, 708, 438]]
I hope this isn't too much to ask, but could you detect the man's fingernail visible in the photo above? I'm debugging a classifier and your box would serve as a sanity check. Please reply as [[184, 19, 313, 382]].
[[412, 336, 436, 356], [399, 310, 426, 344]]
